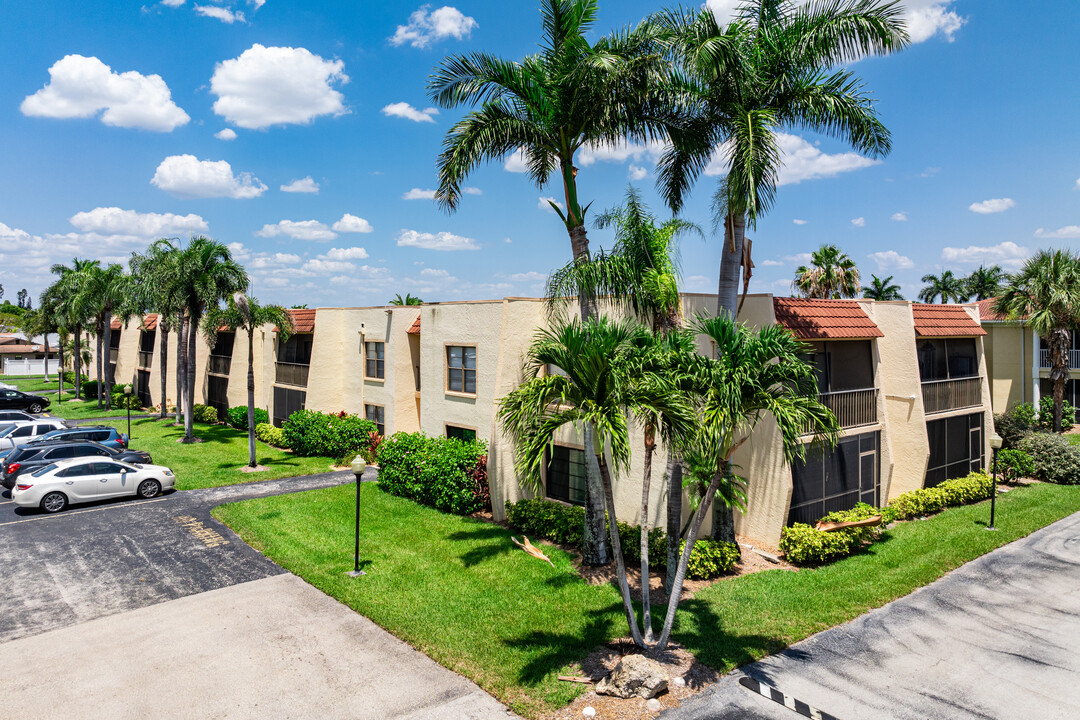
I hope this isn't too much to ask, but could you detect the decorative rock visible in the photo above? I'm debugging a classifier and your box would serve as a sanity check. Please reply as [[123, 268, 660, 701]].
[[582, 706, 596, 718], [646, 698, 662, 713], [595, 655, 669, 699], [673, 676, 686, 688]]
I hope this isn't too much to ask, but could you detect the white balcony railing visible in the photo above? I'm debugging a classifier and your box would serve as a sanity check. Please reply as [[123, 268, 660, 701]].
[[803, 387, 878, 434], [922, 377, 983, 414], [1038, 349, 1080, 369]]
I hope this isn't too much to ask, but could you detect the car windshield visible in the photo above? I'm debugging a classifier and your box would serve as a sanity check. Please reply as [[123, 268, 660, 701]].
[[31, 463, 58, 477], [0, 425, 19, 438]]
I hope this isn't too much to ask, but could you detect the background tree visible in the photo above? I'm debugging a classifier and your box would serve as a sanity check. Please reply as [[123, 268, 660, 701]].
[[389, 293, 423, 306], [793, 245, 861, 299], [203, 293, 292, 468], [919, 270, 968, 304], [965, 264, 1005, 301], [18, 309, 53, 383], [994, 250, 1080, 432], [81, 263, 135, 406], [16, 289, 30, 310], [862, 274, 903, 301], [49, 258, 98, 400]]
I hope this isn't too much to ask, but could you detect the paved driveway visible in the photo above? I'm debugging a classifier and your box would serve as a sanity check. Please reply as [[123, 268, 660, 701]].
[[663, 511, 1080, 720]]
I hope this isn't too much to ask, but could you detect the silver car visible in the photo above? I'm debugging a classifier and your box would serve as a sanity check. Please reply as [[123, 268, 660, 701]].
[[0, 420, 68, 449]]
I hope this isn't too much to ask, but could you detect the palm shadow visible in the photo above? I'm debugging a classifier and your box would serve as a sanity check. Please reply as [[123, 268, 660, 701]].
[[502, 605, 622, 685], [448, 522, 516, 567]]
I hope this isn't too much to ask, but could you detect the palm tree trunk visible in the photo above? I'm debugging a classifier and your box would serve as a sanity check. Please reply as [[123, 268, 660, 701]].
[[712, 460, 737, 544], [57, 336, 65, 405], [639, 424, 656, 643], [95, 324, 104, 409], [159, 327, 169, 419], [597, 455, 644, 648], [102, 312, 114, 405], [664, 458, 682, 593], [73, 327, 82, 400], [247, 327, 257, 467], [42, 334, 51, 383], [175, 316, 186, 425], [184, 313, 197, 441], [1050, 327, 1070, 433]]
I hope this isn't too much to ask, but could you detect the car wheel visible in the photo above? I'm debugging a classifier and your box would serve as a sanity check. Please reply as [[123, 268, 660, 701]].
[[40, 492, 68, 513], [137, 479, 161, 498], [27, 403, 43, 414]]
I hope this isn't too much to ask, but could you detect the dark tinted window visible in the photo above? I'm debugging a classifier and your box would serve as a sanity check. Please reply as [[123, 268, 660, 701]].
[[925, 412, 983, 487], [92, 462, 123, 474], [546, 445, 587, 505], [45, 447, 77, 460], [12, 426, 35, 437], [446, 425, 475, 442], [90, 431, 111, 441], [789, 431, 880, 525], [59, 465, 92, 477]]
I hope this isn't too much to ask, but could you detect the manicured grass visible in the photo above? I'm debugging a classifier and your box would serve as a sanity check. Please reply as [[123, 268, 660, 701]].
[[0, 375, 67, 394], [1065, 433, 1080, 446], [48, 397, 131, 420], [89, 417, 338, 490], [215, 481, 1080, 718]]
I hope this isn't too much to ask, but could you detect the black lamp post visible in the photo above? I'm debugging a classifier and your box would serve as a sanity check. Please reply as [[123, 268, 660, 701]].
[[987, 432, 1002, 531], [346, 454, 367, 577], [124, 385, 133, 444]]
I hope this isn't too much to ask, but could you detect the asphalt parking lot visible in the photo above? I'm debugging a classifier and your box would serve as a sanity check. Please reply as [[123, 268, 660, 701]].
[[0, 468, 365, 642]]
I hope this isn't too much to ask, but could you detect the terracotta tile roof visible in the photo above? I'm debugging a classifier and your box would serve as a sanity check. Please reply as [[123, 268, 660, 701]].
[[773, 298, 883, 340], [143, 314, 158, 331], [280, 308, 315, 334], [110, 318, 122, 330], [972, 298, 1013, 322], [406, 315, 421, 335], [912, 303, 986, 337]]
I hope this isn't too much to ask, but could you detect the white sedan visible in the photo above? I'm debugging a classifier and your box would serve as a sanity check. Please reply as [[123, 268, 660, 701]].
[[12, 457, 176, 513]]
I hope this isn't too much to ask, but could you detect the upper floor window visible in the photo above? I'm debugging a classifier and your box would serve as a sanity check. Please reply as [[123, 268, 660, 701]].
[[446, 345, 476, 394], [799, 340, 874, 393], [365, 342, 385, 379], [917, 338, 977, 381], [277, 334, 312, 365]]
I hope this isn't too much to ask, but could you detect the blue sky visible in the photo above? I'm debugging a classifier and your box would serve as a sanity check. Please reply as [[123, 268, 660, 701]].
[[1, 1, 1077, 309]]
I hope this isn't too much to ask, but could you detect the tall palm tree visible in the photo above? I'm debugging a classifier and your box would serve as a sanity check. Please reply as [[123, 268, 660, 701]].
[[172, 237, 249, 442], [203, 293, 293, 468], [918, 270, 968, 304], [657, 1, 906, 317], [18, 308, 53, 384], [862, 274, 903, 301], [498, 316, 694, 647], [793, 244, 861, 299], [81, 263, 136, 405], [429, 1, 674, 564], [388, 293, 423, 306], [994, 250, 1080, 432], [131, 240, 184, 420], [49, 258, 98, 401], [965, 264, 1005, 301]]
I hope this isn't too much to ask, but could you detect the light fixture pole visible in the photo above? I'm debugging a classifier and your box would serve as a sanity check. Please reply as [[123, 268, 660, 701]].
[[988, 433, 1002, 531], [124, 385, 133, 444], [347, 454, 367, 577]]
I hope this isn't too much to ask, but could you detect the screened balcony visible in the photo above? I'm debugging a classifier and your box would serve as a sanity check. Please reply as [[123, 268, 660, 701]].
[[917, 338, 983, 414], [275, 334, 312, 388], [799, 340, 878, 433]]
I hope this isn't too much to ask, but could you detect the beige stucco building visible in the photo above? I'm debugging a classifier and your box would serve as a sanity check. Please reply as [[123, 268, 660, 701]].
[[104, 294, 993, 546]]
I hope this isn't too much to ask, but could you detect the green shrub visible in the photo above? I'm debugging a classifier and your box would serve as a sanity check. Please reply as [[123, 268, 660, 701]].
[[998, 448, 1035, 484], [192, 404, 221, 424], [779, 523, 864, 565], [111, 391, 142, 410], [82, 379, 103, 398], [61, 371, 76, 385], [1018, 433, 1080, 485], [281, 410, 377, 459], [504, 498, 739, 578], [1038, 395, 1076, 431], [888, 471, 993, 521], [377, 432, 489, 514], [994, 405, 1035, 449], [227, 405, 269, 430], [255, 422, 287, 448]]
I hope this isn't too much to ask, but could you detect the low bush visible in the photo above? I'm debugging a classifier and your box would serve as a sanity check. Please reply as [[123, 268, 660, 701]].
[[994, 406, 1035, 449], [227, 405, 269, 430], [886, 471, 993, 522], [1018, 433, 1080, 485], [1037, 395, 1076, 432], [192, 404, 221, 424], [281, 410, 377, 460], [82, 379, 104, 398], [377, 432, 489, 514], [111, 390, 142, 410], [255, 422, 287, 448], [362, 430, 383, 465], [780, 503, 883, 565], [998, 448, 1035, 484], [504, 498, 739, 579], [61, 371, 76, 385]]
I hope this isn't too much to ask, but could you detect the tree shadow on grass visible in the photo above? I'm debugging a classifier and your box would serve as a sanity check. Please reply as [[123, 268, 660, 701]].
[[501, 606, 622, 685], [448, 523, 516, 567], [673, 597, 792, 675]]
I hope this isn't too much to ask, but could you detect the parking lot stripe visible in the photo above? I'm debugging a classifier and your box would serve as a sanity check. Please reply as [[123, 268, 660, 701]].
[[0, 497, 170, 526], [739, 676, 839, 720]]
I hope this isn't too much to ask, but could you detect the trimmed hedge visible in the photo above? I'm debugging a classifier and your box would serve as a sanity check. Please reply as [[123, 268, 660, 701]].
[[227, 405, 269, 430], [282, 410, 378, 460], [376, 432, 489, 514], [885, 471, 994, 522], [998, 448, 1035, 484], [504, 498, 739, 579], [1018, 433, 1080, 485], [255, 422, 286, 448], [191, 404, 220, 424]]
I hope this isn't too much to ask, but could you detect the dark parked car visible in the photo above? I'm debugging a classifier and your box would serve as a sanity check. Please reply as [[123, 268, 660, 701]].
[[1, 441, 153, 489], [0, 389, 50, 414], [32, 425, 128, 451]]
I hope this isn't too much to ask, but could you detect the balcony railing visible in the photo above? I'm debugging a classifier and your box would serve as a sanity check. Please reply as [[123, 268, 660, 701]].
[[275, 361, 309, 387], [803, 388, 878, 434], [208, 354, 232, 376], [1038, 349, 1080, 369], [137, 351, 153, 369], [922, 377, 983, 414]]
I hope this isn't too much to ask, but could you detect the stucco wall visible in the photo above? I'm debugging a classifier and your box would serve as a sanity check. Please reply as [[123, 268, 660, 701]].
[[984, 323, 1033, 413]]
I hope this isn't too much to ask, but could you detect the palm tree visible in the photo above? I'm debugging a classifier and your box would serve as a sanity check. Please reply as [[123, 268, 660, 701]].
[[18, 308, 53, 384], [793, 245, 861, 299], [994, 250, 1080, 432], [862, 274, 903, 301], [498, 316, 694, 647], [203, 293, 293, 468], [918, 270, 968, 304], [965, 264, 1005, 301], [49, 258, 98, 400], [81, 263, 135, 405], [388, 293, 423, 306], [657, 2, 905, 317], [429, 1, 674, 564], [131, 241, 184, 420]]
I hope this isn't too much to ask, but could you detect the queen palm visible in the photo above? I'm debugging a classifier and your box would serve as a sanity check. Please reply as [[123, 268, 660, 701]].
[[49, 258, 98, 401], [965, 264, 1005, 301], [862, 274, 903, 301], [131, 241, 184, 420], [388, 293, 423, 306], [81, 263, 136, 405], [793, 244, 861, 299], [203, 293, 293, 468], [994, 250, 1080, 432], [918, 270, 968, 304]]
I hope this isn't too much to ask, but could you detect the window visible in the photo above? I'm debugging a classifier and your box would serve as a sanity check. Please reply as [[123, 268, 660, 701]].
[[207, 375, 229, 420], [788, 431, 880, 525], [273, 386, 306, 427], [446, 345, 476, 394], [45, 447, 76, 460], [277, 335, 312, 365], [365, 404, 385, 435], [446, 425, 476, 443], [799, 340, 875, 393], [925, 412, 983, 487], [546, 445, 587, 505], [917, 338, 978, 381], [365, 342, 385, 379]]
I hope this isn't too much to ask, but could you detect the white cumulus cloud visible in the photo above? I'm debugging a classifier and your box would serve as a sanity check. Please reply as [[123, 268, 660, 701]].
[[851, 217, 866, 227], [504, 148, 528, 173], [761, 259, 784, 267], [322, 247, 369, 261], [21, 54, 189, 132], [792, 219, 808, 225], [195, 4, 245, 23], [629, 165, 648, 181], [941, 241, 1030, 269], [256, 219, 336, 241], [396, 229, 479, 251], [705, 133, 879, 185], [69, 207, 208, 236], [969, 198, 1015, 214], [869, 250, 914, 271], [215, 128, 237, 140], [281, 177, 319, 194], [540, 197, 564, 214], [331, 214, 373, 233], [151, 155, 267, 199], [1034, 226, 1080, 239], [577, 139, 666, 167], [891, 212, 908, 222], [403, 188, 436, 200], [382, 102, 438, 123], [211, 44, 348, 129], [390, 5, 478, 48], [462, 186, 482, 195]]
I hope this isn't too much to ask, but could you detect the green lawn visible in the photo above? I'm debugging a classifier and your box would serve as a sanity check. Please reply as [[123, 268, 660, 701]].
[[214, 481, 1080, 718], [0, 375, 67, 394], [90, 417, 338, 490], [1, 375, 131, 419]]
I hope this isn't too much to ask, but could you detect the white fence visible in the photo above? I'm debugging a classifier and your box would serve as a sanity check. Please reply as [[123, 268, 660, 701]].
[[1, 358, 61, 376]]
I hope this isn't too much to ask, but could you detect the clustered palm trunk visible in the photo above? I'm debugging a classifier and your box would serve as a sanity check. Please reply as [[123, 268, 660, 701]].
[[158, 325, 169, 419]]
